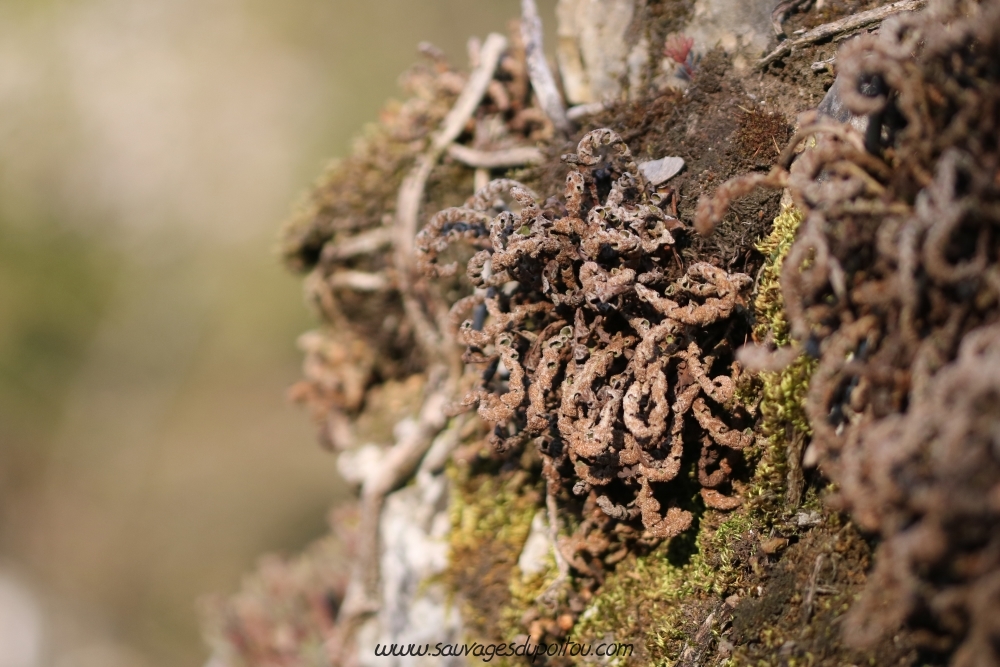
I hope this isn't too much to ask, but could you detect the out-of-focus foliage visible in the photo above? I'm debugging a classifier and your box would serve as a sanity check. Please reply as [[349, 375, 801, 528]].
[[0, 220, 117, 488]]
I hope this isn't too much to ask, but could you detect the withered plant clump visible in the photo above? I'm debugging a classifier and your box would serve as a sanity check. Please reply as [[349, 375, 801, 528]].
[[280, 26, 556, 446], [734, 107, 792, 169], [201, 526, 352, 667], [699, 0, 1000, 662], [281, 53, 462, 443], [418, 129, 757, 546], [841, 325, 1000, 665]]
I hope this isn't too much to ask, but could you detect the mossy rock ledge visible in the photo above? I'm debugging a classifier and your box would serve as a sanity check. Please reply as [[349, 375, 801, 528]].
[[203, 1, 1000, 666]]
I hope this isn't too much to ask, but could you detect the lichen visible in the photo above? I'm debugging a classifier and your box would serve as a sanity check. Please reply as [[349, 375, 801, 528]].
[[562, 204, 828, 667], [424, 125, 830, 664]]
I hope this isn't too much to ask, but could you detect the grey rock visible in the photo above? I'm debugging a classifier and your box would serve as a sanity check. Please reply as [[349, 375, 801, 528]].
[[517, 511, 554, 578], [817, 76, 869, 134], [556, 0, 637, 104], [554, 0, 779, 104], [795, 510, 822, 527], [639, 156, 685, 185], [684, 0, 775, 68], [337, 443, 386, 487], [355, 472, 465, 666]]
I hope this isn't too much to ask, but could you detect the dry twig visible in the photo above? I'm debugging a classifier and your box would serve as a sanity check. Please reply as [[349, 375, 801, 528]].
[[520, 0, 570, 134], [757, 0, 926, 69], [394, 33, 508, 360], [395, 32, 509, 269], [447, 143, 544, 168], [327, 270, 389, 292], [801, 554, 824, 626], [320, 227, 394, 261]]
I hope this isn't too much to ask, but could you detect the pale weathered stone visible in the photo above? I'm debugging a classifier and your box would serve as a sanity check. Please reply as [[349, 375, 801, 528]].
[[626, 36, 651, 100], [517, 511, 554, 578], [556, 0, 637, 104], [556, 0, 778, 102], [639, 156, 685, 185], [355, 471, 465, 666], [337, 443, 386, 486], [684, 0, 774, 68]]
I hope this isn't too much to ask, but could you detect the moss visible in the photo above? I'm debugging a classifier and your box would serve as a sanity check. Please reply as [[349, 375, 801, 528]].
[[502, 558, 559, 639], [734, 108, 792, 170], [445, 457, 548, 647], [569, 508, 760, 666], [725, 512, 920, 667], [752, 206, 817, 509], [753, 204, 802, 347]]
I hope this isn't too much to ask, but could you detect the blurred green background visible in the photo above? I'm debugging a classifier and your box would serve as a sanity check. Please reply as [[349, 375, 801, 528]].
[[0, 1, 553, 665]]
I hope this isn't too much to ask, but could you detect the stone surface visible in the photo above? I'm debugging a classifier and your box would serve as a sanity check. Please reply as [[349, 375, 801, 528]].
[[653, 0, 776, 89], [639, 156, 685, 186], [684, 0, 775, 69], [355, 473, 465, 667], [336, 443, 386, 487], [517, 511, 554, 578], [555, 0, 777, 103], [556, 0, 637, 104], [818, 75, 869, 134]]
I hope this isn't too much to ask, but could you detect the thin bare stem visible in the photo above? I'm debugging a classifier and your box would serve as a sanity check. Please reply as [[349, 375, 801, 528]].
[[447, 143, 544, 169], [521, 0, 570, 134], [395, 32, 508, 268], [758, 0, 926, 69]]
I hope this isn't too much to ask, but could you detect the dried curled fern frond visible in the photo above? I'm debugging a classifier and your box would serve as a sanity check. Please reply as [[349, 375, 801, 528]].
[[698, 1, 1000, 660], [420, 129, 757, 542]]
